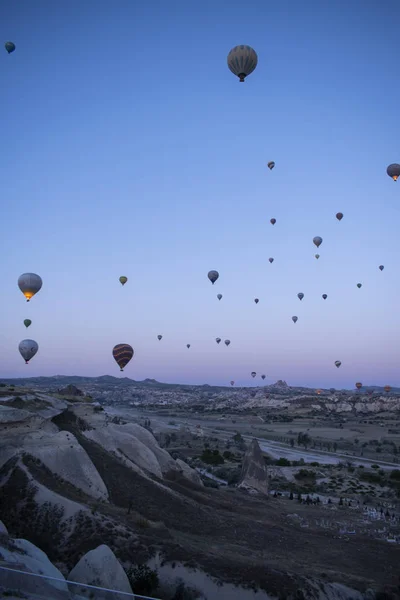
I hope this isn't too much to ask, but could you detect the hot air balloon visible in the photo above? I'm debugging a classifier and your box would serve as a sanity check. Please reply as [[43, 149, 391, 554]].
[[225, 339, 231, 347], [157, 335, 163, 341], [251, 371, 256, 378], [230, 380, 235, 386], [313, 236, 323, 248], [208, 270, 219, 285], [270, 218, 276, 225], [316, 389, 322, 395], [267, 161, 275, 170], [112, 344, 134, 372], [355, 382, 362, 390], [186, 344, 191, 349], [24, 319, 32, 328], [379, 265, 384, 271], [119, 276, 128, 286], [315, 254, 320, 260], [387, 164, 400, 181], [227, 45, 258, 82], [384, 385, 391, 393], [336, 212, 343, 221], [19, 339, 38, 364], [261, 374, 266, 380], [297, 293, 304, 301], [357, 283, 362, 289], [216, 337, 221, 344], [335, 360, 341, 368], [292, 316, 298, 323], [322, 294, 327, 300], [254, 298, 259, 304], [5, 42, 15, 54], [18, 273, 42, 302], [217, 294, 223, 300], [269, 257, 274, 263]]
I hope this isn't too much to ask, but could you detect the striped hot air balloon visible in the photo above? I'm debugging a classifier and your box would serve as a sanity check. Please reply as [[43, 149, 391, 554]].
[[112, 344, 134, 371]]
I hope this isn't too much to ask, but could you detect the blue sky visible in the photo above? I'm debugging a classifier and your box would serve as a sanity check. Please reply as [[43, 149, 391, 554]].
[[1, 0, 399, 388]]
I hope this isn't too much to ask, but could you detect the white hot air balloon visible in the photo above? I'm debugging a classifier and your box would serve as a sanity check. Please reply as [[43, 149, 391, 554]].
[[19, 339, 39, 364], [18, 273, 43, 302]]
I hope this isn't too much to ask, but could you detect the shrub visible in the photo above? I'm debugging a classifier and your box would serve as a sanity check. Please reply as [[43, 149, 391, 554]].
[[276, 457, 291, 466], [126, 565, 159, 595]]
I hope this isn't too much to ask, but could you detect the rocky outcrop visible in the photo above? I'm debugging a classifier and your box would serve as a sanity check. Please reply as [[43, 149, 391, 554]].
[[0, 531, 69, 597], [22, 430, 109, 502], [58, 384, 84, 397], [176, 459, 204, 486], [238, 439, 269, 496], [68, 544, 133, 597]]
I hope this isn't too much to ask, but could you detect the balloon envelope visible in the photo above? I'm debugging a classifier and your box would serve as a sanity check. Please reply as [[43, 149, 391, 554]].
[[270, 218, 276, 225], [297, 293, 304, 301], [322, 294, 327, 300], [292, 316, 298, 323], [254, 298, 259, 304], [5, 41, 15, 54], [379, 265, 384, 271], [216, 337, 221, 344], [224, 339, 230, 346], [269, 257, 274, 263], [313, 236, 323, 248], [335, 361, 341, 368], [23, 319, 32, 328], [387, 164, 400, 181], [217, 294, 222, 300], [227, 45, 258, 82], [112, 344, 134, 371], [251, 372, 256, 378], [119, 276, 128, 286], [157, 335, 163, 341], [187, 344, 190, 348], [19, 339, 38, 364], [267, 161, 275, 170], [18, 273, 42, 302], [208, 270, 219, 284], [336, 212, 343, 221]]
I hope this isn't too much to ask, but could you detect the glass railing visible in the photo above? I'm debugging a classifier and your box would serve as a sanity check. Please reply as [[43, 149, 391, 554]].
[[0, 564, 161, 600]]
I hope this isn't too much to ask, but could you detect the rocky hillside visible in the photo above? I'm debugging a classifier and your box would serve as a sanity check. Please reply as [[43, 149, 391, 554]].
[[1, 384, 400, 599]]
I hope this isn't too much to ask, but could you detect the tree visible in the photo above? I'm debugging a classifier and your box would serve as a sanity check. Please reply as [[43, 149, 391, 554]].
[[297, 492, 302, 503], [339, 497, 343, 506], [290, 438, 295, 448], [289, 491, 294, 500], [333, 442, 338, 452]]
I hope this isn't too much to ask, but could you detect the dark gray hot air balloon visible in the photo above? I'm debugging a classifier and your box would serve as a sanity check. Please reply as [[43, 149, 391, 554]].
[[23, 319, 32, 328], [261, 374, 266, 380], [267, 161, 275, 170], [5, 42, 15, 54], [251, 371, 256, 378], [322, 294, 327, 300], [230, 380, 235, 386], [336, 212, 343, 221], [313, 236, 323, 248], [315, 254, 320, 260], [187, 344, 191, 349], [357, 283, 362, 289], [379, 265, 384, 271], [254, 298, 259, 304], [269, 257, 274, 264], [19, 339, 38, 364], [18, 273, 42, 302], [297, 293, 304, 301], [216, 337, 221, 344], [387, 164, 400, 181], [157, 334, 163, 341], [208, 270, 219, 285], [334, 360, 341, 368], [227, 45, 258, 82], [217, 293, 223, 300], [292, 316, 298, 323], [224, 339, 231, 347], [270, 218, 276, 225]]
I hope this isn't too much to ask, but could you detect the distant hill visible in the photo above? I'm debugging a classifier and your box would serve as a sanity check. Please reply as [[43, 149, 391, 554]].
[[0, 375, 399, 393]]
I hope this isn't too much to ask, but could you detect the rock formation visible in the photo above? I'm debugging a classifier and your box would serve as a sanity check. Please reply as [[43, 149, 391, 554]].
[[68, 544, 133, 598], [238, 439, 269, 496]]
